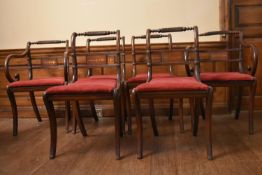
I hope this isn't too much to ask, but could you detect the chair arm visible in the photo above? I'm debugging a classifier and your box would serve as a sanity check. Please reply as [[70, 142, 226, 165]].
[[241, 41, 258, 76], [184, 46, 195, 76], [4, 50, 28, 82]]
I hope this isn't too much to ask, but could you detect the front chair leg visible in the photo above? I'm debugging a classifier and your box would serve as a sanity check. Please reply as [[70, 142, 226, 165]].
[[29, 91, 42, 122], [206, 88, 213, 160], [7, 88, 18, 136], [248, 81, 256, 135], [43, 94, 57, 159], [125, 85, 132, 135], [133, 91, 143, 159], [113, 92, 121, 160]]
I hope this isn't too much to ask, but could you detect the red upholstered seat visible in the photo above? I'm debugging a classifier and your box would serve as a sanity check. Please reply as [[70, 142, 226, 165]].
[[127, 73, 172, 83], [200, 72, 254, 81], [89, 75, 117, 79], [45, 78, 117, 94], [135, 77, 208, 92], [8, 77, 64, 88]]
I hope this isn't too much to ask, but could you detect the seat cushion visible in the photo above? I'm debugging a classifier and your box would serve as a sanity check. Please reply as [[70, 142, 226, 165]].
[[200, 72, 254, 81], [89, 75, 117, 79], [8, 77, 64, 88], [135, 77, 209, 92], [45, 78, 117, 94], [127, 73, 172, 83]]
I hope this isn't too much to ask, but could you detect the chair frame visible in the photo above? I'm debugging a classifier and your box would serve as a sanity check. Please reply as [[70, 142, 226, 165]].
[[132, 26, 214, 160], [5, 40, 69, 136], [186, 30, 258, 135], [125, 34, 185, 135], [43, 30, 123, 159]]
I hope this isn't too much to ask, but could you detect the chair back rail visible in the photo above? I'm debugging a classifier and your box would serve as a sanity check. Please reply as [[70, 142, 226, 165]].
[[69, 30, 122, 86], [146, 26, 199, 82]]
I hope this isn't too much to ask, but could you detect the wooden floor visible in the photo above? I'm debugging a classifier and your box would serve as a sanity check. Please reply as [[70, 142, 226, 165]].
[[1, 111, 262, 175]]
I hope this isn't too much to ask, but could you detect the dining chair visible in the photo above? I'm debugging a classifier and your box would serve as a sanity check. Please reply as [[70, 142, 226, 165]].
[[132, 26, 214, 160], [187, 30, 258, 135], [43, 30, 123, 159], [125, 34, 184, 135], [5, 40, 69, 136]]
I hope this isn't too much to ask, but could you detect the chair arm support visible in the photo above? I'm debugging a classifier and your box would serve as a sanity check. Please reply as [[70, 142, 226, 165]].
[[241, 41, 259, 76], [4, 50, 28, 82]]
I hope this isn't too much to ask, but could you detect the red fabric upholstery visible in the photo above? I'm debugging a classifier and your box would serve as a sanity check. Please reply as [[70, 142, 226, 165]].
[[135, 77, 208, 92], [127, 73, 172, 83], [45, 78, 117, 94], [201, 72, 254, 81], [89, 75, 117, 79], [8, 77, 64, 88]]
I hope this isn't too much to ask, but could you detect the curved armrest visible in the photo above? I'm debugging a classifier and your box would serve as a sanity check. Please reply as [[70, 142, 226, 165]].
[[184, 46, 195, 76], [4, 50, 28, 82], [241, 41, 258, 76]]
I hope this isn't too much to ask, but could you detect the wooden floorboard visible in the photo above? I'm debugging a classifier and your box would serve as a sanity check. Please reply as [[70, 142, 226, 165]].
[[1, 111, 262, 175]]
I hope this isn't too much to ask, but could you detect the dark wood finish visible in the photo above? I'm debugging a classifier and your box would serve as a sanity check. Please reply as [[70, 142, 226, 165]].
[[4, 40, 69, 136], [192, 30, 258, 135], [124, 34, 178, 135], [132, 26, 214, 160], [43, 30, 123, 160]]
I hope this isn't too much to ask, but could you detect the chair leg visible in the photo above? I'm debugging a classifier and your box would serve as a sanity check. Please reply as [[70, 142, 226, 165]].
[[120, 85, 126, 136], [189, 98, 195, 132], [249, 81, 257, 135], [65, 101, 71, 132], [148, 99, 159, 136], [199, 99, 206, 120], [206, 88, 213, 160], [235, 87, 242, 120], [168, 98, 174, 120], [113, 93, 121, 160], [29, 91, 42, 122], [7, 88, 18, 136], [72, 101, 87, 136], [90, 100, 99, 122], [43, 95, 57, 159], [193, 98, 200, 136], [125, 85, 132, 135], [178, 98, 184, 133], [133, 91, 143, 159]]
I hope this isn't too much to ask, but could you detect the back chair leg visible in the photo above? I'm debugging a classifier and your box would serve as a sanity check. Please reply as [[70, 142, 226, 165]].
[[72, 101, 87, 136], [249, 81, 257, 135], [43, 95, 57, 159], [178, 98, 184, 133], [90, 100, 99, 122], [168, 98, 174, 120], [29, 91, 42, 122], [193, 98, 200, 136], [113, 93, 121, 160], [125, 85, 132, 135], [133, 91, 143, 159], [235, 86, 243, 120], [206, 88, 213, 160], [7, 88, 18, 136], [200, 99, 206, 120], [65, 101, 71, 132], [148, 99, 159, 136]]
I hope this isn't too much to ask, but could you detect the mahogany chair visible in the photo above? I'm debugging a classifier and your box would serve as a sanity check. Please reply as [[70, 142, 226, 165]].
[[125, 34, 183, 135], [132, 26, 214, 160], [5, 40, 69, 136], [187, 30, 258, 135], [43, 30, 123, 159]]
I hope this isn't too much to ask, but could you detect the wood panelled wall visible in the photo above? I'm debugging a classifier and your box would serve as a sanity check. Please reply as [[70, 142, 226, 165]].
[[0, 40, 260, 118]]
